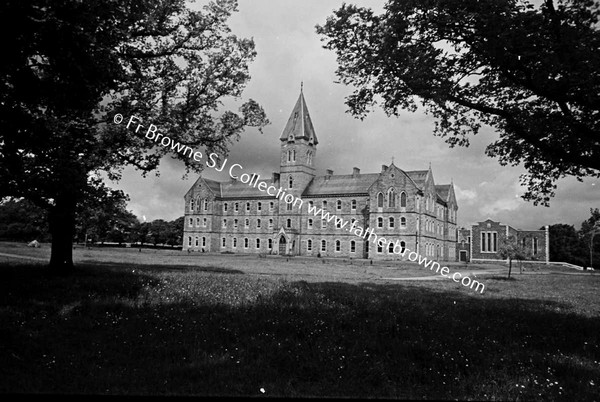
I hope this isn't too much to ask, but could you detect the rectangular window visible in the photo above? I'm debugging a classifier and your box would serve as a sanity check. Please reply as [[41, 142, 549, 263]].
[[533, 238, 539, 255], [321, 240, 327, 252], [221, 237, 226, 248], [268, 239, 272, 249], [223, 203, 228, 212], [222, 219, 227, 229], [256, 239, 260, 249], [321, 220, 326, 229], [307, 240, 312, 251], [202, 237, 206, 247], [203, 200, 208, 211], [351, 200, 356, 210], [196, 217, 200, 227], [350, 241, 356, 253], [257, 202, 262, 211], [245, 219, 249, 228], [246, 202, 250, 212], [232, 238, 237, 248], [308, 219, 313, 229], [189, 218, 193, 227], [269, 202, 274, 210], [286, 202, 292, 211], [268, 219, 273, 229], [234, 219, 238, 229], [235, 203, 239, 212], [481, 232, 498, 253], [195, 237, 199, 247], [188, 237, 192, 246], [203, 218, 207, 227]]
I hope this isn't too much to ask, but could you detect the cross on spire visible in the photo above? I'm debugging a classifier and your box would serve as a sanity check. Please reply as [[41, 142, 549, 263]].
[[300, 81, 303, 92]]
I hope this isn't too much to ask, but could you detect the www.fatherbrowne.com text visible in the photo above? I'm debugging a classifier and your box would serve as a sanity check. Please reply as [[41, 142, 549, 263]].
[[114, 113, 486, 294]]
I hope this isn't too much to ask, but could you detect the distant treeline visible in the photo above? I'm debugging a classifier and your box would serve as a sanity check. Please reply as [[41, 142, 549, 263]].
[[0, 198, 183, 247]]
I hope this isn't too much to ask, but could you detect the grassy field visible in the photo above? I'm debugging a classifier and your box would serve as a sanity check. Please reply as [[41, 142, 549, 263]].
[[0, 242, 599, 399]]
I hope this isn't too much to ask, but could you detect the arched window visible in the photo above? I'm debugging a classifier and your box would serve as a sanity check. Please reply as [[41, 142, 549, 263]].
[[335, 240, 341, 252], [289, 176, 293, 189], [400, 217, 406, 227], [244, 238, 249, 248], [190, 199, 195, 211], [351, 199, 357, 210], [400, 241, 406, 253], [232, 238, 237, 247], [377, 192, 384, 207], [287, 150, 291, 162], [388, 188, 395, 207], [292, 149, 296, 161], [377, 217, 383, 228], [350, 240, 356, 253], [321, 240, 327, 252], [256, 239, 260, 249], [188, 237, 192, 247], [389, 217, 395, 228], [194, 236, 199, 247], [388, 243, 394, 253], [400, 192, 407, 207], [308, 219, 313, 229], [307, 239, 313, 251], [322, 200, 327, 208], [286, 219, 292, 228]]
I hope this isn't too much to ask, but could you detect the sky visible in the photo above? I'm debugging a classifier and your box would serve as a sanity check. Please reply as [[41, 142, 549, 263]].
[[108, 0, 599, 230]]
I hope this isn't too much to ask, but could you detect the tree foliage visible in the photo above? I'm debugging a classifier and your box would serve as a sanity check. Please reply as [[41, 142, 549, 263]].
[[317, 0, 600, 205], [0, 0, 268, 271], [498, 235, 533, 277]]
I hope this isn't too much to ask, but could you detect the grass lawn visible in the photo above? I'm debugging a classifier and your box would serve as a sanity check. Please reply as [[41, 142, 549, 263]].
[[0, 243, 599, 399]]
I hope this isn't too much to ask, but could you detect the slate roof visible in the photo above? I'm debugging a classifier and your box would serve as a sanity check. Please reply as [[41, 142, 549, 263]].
[[279, 90, 318, 145], [405, 170, 428, 187], [203, 178, 222, 197], [435, 184, 451, 201], [302, 173, 380, 196]]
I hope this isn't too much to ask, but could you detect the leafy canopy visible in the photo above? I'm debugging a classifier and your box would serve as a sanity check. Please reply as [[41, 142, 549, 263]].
[[317, 0, 600, 205]]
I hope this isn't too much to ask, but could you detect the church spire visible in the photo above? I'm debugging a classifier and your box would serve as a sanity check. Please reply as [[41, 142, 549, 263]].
[[280, 86, 318, 144]]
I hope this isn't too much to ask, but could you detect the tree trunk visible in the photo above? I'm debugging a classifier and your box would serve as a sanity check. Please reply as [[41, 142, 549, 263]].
[[48, 194, 77, 273], [508, 258, 512, 278]]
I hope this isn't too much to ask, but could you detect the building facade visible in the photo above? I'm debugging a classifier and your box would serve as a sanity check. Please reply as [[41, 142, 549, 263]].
[[183, 89, 459, 260], [456, 219, 549, 263]]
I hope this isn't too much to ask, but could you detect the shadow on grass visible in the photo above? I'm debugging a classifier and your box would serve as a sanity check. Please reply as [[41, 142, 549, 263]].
[[81, 260, 245, 275], [0, 263, 598, 400]]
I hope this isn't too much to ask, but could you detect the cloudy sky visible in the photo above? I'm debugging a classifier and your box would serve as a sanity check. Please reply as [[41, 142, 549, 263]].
[[109, 0, 598, 230]]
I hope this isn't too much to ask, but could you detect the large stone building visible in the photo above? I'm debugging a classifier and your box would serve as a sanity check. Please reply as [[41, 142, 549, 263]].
[[183, 89, 459, 260], [457, 219, 549, 263]]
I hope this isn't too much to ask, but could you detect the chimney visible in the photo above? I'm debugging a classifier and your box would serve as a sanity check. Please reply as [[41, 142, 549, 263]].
[[326, 169, 334, 177], [381, 164, 388, 172], [353, 167, 360, 176], [272, 172, 280, 184]]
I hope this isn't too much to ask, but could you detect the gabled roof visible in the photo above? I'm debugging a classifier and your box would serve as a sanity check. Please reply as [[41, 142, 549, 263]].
[[303, 173, 380, 196], [280, 89, 318, 144], [435, 184, 451, 201], [405, 170, 428, 188], [203, 178, 222, 197], [220, 179, 275, 199]]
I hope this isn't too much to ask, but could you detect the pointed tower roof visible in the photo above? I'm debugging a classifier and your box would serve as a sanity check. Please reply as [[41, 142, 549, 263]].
[[280, 87, 318, 144]]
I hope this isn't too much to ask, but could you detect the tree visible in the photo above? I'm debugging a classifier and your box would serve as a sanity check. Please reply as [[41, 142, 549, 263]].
[[317, 0, 600, 206], [0, 0, 269, 272], [548, 223, 586, 266], [498, 235, 532, 278], [579, 208, 600, 269], [0, 198, 49, 242], [74, 183, 139, 245]]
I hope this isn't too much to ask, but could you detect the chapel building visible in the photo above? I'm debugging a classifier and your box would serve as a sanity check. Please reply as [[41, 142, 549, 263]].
[[183, 89, 459, 260]]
